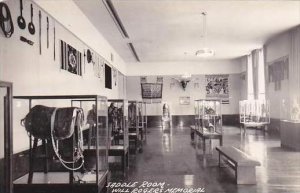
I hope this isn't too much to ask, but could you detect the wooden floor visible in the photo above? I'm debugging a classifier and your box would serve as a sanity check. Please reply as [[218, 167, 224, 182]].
[[110, 126, 300, 193]]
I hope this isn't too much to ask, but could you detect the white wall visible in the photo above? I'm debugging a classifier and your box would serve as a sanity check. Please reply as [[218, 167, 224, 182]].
[[126, 74, 242, 116], [265, 31, 291, 119], [126, 58, 243, 76], [0, 0, 125, 153], [34, 0, 127, 74]]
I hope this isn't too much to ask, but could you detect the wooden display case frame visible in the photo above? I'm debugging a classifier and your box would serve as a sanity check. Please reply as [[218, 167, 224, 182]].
[[107, 99, 129, 174], [0, 81, 13, 193]]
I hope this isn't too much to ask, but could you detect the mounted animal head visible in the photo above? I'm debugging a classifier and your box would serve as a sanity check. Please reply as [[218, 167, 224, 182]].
[[172, 77, 191, 91], [180, 80, 190, 90]]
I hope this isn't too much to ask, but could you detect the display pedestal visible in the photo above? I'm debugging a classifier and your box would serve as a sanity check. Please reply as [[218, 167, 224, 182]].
[[280, 120, 300, 151], [240, 122, 268, 134]]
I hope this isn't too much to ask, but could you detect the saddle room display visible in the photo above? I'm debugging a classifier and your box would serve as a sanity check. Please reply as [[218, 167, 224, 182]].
[[13, 95, 109, 193]]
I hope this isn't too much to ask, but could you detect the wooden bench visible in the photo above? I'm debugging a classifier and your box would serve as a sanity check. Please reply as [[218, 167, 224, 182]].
[[216, 146, 261, 184]]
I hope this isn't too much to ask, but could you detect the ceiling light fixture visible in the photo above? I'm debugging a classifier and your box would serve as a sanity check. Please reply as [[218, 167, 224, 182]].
[[102, 0, 129, 38], [195, 12, 215, 58]]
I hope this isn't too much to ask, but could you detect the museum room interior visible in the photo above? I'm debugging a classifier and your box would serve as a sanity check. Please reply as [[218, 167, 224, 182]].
[[1, 0, 300, 193]]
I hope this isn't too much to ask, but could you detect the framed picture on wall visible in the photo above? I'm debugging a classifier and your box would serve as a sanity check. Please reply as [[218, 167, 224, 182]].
[[205, 74, 229, 98], [141, 83, 163, 99], [179, 96, 190, 105]]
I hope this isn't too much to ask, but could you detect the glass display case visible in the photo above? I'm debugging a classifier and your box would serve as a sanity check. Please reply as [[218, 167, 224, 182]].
[[239, 100, 270, 132], [128, 101, 143, 153], [107, 99, 129, 173], [239, 99, 270, 124], [0, 81, 13, 193], [108, 99, 129, 148], [194, 99, 223, 155], [13, 95, 109, 193], [280, 97, 300, 151], [195, 99, 223, 135]]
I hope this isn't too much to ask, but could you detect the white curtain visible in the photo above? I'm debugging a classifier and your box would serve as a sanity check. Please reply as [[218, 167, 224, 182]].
[[251, 48, 265, 100], [258, 49, 266, 99], [252, 50, 259, 99], [289, 26, 300, 118], [247, 54, 254, 100]]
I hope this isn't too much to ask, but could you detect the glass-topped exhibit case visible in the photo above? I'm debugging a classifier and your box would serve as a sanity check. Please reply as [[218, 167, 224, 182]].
[[239, 99, 270, 128], [0, 81, 13, 193], [194, 99, 223, 135], [13, 95, 109, 193], [280, 97, 300, 151], [108, 99, 129, 150]]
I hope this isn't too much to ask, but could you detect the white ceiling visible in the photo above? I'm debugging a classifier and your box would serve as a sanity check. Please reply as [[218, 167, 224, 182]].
[[74, 0, 300, 63]]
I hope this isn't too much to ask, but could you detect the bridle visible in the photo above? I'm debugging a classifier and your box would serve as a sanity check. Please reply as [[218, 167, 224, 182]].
[[0, 3, 14, 38]]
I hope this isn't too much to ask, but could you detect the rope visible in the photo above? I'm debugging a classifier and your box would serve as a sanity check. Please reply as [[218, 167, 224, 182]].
[[50, 108, 84, 171], [0, 3, 14, 38]]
